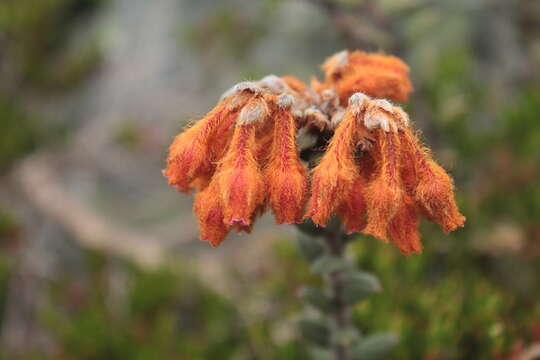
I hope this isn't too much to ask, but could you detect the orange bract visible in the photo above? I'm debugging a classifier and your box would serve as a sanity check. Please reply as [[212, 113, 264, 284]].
[[216, 123, 265, 226], [364, 130, 403, 241], [193, 178, 229, 246], [337, 174, 368, 234], [306, 110, 360, 226], [265, 99, 308, 224], [321, 50, 413, 104], [164, 49, 465, 253]]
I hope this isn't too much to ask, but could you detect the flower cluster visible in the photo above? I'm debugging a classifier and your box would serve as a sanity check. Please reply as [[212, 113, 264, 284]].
[[164, 50, 465, 254]]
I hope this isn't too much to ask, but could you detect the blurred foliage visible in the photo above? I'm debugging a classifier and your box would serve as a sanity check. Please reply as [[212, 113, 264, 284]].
[[184, 5, 268, 61], [0, 236, 537, 359], [0, 208, 21, 249], [350, 237, 540, 359], [43, 255, 245, 360], [0, 0, 104, 90], [0, 245, 311, 360], [0, 0, 540, 359], [0, 0, 104, 167], [0, 98, 38, 169], [183, 0, 284, 62]]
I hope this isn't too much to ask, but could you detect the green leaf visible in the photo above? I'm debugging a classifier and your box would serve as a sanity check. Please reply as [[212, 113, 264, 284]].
[[296, 235, 325, 262], [351, 332, 399, 360], [308, 347, 333, 360], [299, 287, 332, 313], [311, 256, 350, 275], [342, 272, 382, 305], [331, 327, 361, 348], [299, 318, 330, 347]]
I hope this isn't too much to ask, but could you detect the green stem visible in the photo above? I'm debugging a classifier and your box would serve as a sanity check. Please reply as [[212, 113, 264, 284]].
[[323, 226, 350, 360]]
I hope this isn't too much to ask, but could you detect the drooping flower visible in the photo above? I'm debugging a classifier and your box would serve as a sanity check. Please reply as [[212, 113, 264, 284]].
[[265, 94, 308, 224], [164, 91, 252, 192], [164, 49, 465, 253], [318, 50, 414, 104], [215, 116, 266, 227], [164, 76, 312, 246], [305, 93, 369, 226], [193, 177, 229, 246], [403, 129, 466, 233], [300, 88, 464, 255], [363, 129, 404, 242]]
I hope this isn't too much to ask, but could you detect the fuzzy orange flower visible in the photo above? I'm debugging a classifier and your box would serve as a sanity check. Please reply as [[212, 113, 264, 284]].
[[164, 50, 465, 253], [305, 93, 369, 226], [265, 94, 308, 224], [319, 50, 413, 104]]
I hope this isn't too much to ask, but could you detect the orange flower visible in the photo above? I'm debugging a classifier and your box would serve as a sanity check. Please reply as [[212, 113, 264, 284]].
[[164, 91, 251, 192], [399, 129, 466, 233], [265, 94, 308, 224], [165, 50, 465, 252], [320, 50, 413, 104], [337, 173, 368, 234], [215, 98, 268, 226], [193, 178, 229, 246], [305, 104, 361, 226], [363, 130, 403, 241], [416, 156, 466, 233], [387, 195, 422, 255]]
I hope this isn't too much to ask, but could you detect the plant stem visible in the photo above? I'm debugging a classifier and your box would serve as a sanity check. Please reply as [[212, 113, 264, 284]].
[[323, 226, 350, 360]]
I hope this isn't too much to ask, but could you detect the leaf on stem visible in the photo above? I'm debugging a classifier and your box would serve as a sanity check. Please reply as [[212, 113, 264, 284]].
[[299, 287, 332, 313], [299, 318, 331, 347], [296, 234, 325, 262], [342, 271, 382, 304], [311, 256, 350, 274], [351, 332, 399, 360]]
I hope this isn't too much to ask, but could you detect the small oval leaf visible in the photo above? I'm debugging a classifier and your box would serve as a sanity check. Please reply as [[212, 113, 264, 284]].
[[296, 235, 325, 262], [342, 272, 382, 304], [311, 256, 350, 274], [299, 287, 332, 313], [299, 318, 330, 347], [352, 332, 399, 360]]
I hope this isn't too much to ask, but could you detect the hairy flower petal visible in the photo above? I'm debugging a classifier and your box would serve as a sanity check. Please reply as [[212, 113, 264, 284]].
[[265, 100, 308, 224], [306, 110, 359, 226], [193, 179, 230, 246], [215, 122, 265, 226], [364, 130, 404, 241], [164, 93, 251, 192], [321, 50, 413, 104], [338, 174, 368, 234], [416, 159, 466, 233], [402, 130, 466, 232], [388, 195, 422, 255]]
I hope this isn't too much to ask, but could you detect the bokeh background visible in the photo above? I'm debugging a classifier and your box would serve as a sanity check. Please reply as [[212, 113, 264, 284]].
[[1, 0, 539, 359]]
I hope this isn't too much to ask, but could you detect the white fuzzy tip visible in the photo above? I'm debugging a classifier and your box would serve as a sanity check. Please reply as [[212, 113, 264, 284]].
[[371, 99, 394, 113], [321, 89, 337, 101], [237, 100, 268, 125], [365, 113, 392, 132], [220, 81, 262, 100], [393, 106, 410, 127], [304, 107, 324, 117], [304, 107, 329, 128], [333, 50, 349, 69], [260, 75, 288, 94], [234, 81, 262, 93], [348, 92, 370, 107], [330, 110, 346, 128], [277, 94, 294, 109]]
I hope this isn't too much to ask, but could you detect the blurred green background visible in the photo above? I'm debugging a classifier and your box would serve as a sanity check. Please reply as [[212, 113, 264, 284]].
[[1, 0, 539, 359]]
